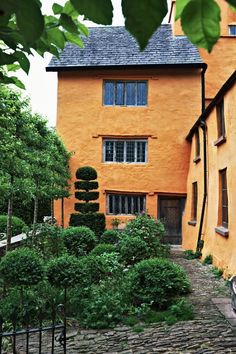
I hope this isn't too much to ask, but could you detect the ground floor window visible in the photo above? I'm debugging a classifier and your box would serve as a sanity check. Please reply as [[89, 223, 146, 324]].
[[107, 194, 146, 215], [219, 168, 228, 228]]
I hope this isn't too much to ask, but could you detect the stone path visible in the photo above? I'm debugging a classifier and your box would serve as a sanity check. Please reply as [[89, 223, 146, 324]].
[[63, 250, 236, 354]]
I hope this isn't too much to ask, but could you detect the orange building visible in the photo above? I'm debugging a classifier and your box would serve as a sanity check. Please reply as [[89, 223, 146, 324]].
[[47, 1, 236, 273], [183, 71, 236, 276]]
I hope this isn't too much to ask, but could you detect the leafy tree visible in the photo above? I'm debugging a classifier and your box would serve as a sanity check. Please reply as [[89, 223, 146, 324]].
[[0, 0, 235, 88]]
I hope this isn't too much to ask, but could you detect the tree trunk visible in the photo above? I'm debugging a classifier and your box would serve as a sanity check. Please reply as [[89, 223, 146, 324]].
[[61, 197, 64, 228], [51, 198, 54, 222], [32, 196, 39, 237], [6, 195, 13, 252]]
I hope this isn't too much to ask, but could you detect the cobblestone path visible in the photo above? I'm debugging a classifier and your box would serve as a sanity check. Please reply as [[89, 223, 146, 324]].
[[63, 251, 236, 354]]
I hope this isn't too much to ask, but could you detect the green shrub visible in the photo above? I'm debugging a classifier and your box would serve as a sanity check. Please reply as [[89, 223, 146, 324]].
[[203, 254, 213, 265], [76, 166, 97, 180], [211, 267, 223, 278], [25, 224, 66, 260], [75, 181, 98, 191], [126, 258, 191, 309], [46, 255, 81, 288], [79, 253, 123, 286], [0, 248, 44, 287], [169, 299, 194, 321], [75, 203, 99, 213], [184, 250, 202, 260], [75, 191, 99, 201], [124, 215, 169, 258], [0, 215, 27, 236], [63, 226, 97, 257], [90, 243, 117, 256], [79, 279, 126, 329], [100, 230, 120, 244], [69, 213, 105, 237], [118, 235, 152, 265]]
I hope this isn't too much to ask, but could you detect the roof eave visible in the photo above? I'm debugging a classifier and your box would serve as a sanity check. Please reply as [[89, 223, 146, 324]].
[[46, 62, 205, 72]]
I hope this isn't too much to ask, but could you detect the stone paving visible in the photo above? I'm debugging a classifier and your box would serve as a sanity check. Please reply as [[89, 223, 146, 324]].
[[15, 250, 236, 353]]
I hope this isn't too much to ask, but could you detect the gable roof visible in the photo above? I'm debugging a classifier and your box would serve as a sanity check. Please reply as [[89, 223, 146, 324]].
[[187, 70, 236, 141], [47, 25, 203, 71]]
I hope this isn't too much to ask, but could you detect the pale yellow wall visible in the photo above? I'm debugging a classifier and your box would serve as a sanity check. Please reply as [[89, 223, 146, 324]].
[[183, 81, 236, 277], [55, 68, 201, 228]]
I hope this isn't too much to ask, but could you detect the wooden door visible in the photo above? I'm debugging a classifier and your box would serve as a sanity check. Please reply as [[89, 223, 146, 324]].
[[158, 197, 185, 245]]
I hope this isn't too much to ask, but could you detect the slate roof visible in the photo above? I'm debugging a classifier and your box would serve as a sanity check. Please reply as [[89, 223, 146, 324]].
[[47, 24, 203, 71]]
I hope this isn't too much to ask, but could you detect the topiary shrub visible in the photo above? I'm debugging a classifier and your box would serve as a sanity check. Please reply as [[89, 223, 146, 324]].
[[90, 243, 117, 256], [74, 181, 98, 190], [46, 255, 81, 289], [126, 258, 191, 309], [100, 230, 120, 244], [0, 215, 27, 236], [69, 213, 105, 237], [62, 226, 97, 257], [75, 191, 99, 202], [125, 215, 169, 258], [118, 235, 152, 265], [0, 248, 44, 287], [75, 203, 99, 213], [76, 166, 97, 180]]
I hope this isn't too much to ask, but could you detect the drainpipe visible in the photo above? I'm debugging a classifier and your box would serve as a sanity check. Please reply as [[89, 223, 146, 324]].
[[196, 64, 208, 252]]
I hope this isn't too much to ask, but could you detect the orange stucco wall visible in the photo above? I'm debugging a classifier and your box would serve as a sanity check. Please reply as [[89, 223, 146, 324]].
[[55, 68, 201, 228], [169, 0, 236, 99], [183, 81, 236, 277]]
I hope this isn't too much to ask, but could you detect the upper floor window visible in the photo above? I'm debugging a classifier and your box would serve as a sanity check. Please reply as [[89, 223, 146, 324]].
[[103, 80, 147, 106], [216, 99, 225, 139], [107, 193, 146, 215], [191, 182, 198, 221], [229, 25, 236, 36], [219, 168, 228, 229], [103, 139, 147, 163], [194, 129, 200, 163]]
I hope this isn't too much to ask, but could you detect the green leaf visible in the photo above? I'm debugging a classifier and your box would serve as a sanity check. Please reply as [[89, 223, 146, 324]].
[[122, 0, 168, 50], [181, 0, 221, 53], [0, 74, 25, 89], [0, 50, 16, 65], [16, 0, 44, 43], [59, 13, 78, 33], [52, 3, 63, 15], [15, 51, 30, 74], [65, 32, 83, 47], [7, 64, 21, 72], [63, 1, 79, 17], [78, 22, 89, 37], [71, 0, 113, 25], [175, 0, 191, 20], [47, 27, 65, 50]]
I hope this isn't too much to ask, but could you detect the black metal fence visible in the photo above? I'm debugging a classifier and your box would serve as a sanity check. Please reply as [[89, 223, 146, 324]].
[[0, 304, 67, 354]]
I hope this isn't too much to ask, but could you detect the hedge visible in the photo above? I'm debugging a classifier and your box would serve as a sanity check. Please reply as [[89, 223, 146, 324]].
[[75, 181, 98, 191], [0, 215, 27, 236], [75, 191, 99, 202], [69, 213, 105, 236]]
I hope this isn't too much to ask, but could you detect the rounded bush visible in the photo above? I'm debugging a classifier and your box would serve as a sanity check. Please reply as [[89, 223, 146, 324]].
[[75, 191, 99, 202], [126, 258, 191, 309], [46, 255, 81, 288], [75, 181, 98, 191], [118, 235, 151, 265], [0, 248, 44, 286], [100, 230, 120, 244], [76, 166, 97, 181], [90, 243, 117, 256], [74, 203, 99, 213], [79, 253, 122, 286], [0, 215, 27, 236], [63, 226, 97, 257]]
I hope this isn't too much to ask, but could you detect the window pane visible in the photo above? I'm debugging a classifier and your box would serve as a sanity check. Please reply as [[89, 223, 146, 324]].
[[126, 82, 136, 105], [127, 196, 132, 214], [137, 142, 146, 162], [137, 82, 147, 106], [108, 195, 114, 214], [133, 197, 139, 214], [115, 82, 125, 105], [115, 141, 124, 162], [140, 197, 144, 213], [229, 25, 236, 35], [104, 81, 114, 105], [217, 100, 225, 138], [121, 195, 126, 214], [105, 141, 114, 162], [126, 141, 135, 162], [114, 195, 120, 214]]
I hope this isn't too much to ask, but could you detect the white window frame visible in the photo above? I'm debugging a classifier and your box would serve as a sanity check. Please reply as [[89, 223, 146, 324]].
[[103, 139, 148, 164], [107, 194, 146, 215], [229, 25, 236, 36]]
